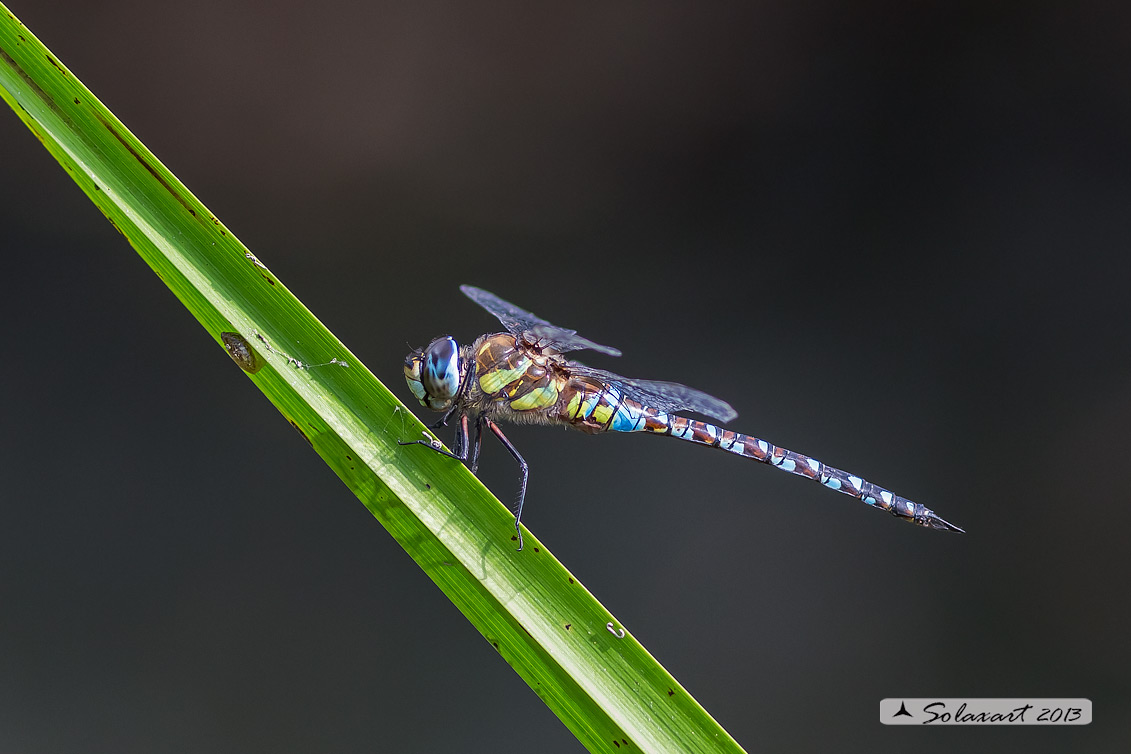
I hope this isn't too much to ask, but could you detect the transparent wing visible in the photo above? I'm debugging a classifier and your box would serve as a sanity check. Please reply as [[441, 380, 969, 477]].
[[460, 285, 622, 356], [567, 363, 738, 423], [460, 284, 550, 334], [525, 324, 623, 357]]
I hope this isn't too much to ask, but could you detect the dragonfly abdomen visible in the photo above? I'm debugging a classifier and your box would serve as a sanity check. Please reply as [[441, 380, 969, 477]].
[[611, 405, 963, 532], [556, 375, 631, 433]]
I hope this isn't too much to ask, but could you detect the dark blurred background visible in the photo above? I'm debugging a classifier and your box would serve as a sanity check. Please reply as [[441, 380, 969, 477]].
[[2, 1, 1128, 751]]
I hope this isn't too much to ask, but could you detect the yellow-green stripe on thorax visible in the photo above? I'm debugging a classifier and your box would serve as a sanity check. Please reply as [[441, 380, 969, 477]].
[[472, 334, 651, 434], [474, 334, 563, 412]]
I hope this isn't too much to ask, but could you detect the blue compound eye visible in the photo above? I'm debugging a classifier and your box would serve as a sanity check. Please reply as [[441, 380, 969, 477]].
[[421, 336, 461, 408]]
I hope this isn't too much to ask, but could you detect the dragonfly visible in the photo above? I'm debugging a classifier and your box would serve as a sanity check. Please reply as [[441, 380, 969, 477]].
[[402, 285, 964, 550]]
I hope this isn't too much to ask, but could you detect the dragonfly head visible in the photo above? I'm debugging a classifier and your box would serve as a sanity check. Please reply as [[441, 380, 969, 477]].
[[404, 336, 462, 412]]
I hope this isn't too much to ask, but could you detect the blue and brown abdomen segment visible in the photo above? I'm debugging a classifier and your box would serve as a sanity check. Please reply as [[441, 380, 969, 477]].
[[555, 376, 635, 433], [582, 391, 961, 532]]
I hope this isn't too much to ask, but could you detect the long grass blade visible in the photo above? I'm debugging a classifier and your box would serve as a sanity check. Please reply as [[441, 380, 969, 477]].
[[0, 5, 746, 751]]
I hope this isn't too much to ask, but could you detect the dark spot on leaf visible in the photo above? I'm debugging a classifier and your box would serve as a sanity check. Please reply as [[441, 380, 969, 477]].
[[425, 483, 431, 490], [533, 547, 540, 553], [289, 420, 312, 446], [73, 97, 79, 104], [564, 624, 571, 631], [94, 112, 204, 224], [613, 741, 620, 748], [568, 577, 575, 584], [667, 688, 675, 697]]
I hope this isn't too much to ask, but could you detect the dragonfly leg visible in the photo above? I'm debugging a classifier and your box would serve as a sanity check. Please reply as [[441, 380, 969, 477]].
[[469, 416, 485, 475], [399, 412, 470, 462], [485, 418, 529, 551], [428, 404, 460, 430]]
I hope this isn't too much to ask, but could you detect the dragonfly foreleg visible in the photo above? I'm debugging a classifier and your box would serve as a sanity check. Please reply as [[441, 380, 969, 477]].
[[485, 418, 529, 552], [399, 412, 471, 463], [428, 404, 460, 430]]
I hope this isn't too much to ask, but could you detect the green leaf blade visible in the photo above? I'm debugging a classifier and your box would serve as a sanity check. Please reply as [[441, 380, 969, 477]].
[[0, 5, 746, 751]]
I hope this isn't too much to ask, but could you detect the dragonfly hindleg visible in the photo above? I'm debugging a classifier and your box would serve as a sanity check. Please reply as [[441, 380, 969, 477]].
[[485, 418, 529, 552], [400, 413, 530, 550]]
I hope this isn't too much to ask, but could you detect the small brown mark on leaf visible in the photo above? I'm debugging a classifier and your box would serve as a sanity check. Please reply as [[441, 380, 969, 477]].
[[221, 332, 263, 373], [94, 112, 201, 222], [289, 420, 312, 446]]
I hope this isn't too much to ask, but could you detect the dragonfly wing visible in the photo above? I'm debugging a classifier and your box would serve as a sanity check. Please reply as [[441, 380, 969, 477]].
[[567, 363, 738, 423], [461, 285, 622, 356], [528, 324, 622, 356], [461, 284, 550, 334]]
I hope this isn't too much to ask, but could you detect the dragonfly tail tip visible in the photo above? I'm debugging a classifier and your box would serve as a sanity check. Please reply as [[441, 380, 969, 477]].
[[930, 514, 966, 534]]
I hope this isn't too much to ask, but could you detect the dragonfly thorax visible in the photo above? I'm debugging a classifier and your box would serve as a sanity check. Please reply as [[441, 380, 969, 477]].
[[404, 335, 464, 411]]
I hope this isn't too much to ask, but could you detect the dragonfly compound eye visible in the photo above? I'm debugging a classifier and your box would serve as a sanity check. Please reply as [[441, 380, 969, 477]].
[[421, 336, 461, 409]]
